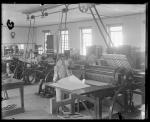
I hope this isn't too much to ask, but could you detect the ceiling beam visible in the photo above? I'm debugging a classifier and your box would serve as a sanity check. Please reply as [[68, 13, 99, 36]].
[[22, 4, 64, 15]]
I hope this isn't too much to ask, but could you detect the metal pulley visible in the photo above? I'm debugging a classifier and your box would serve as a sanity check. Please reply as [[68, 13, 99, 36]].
[[78, 3, 94, 13], [62, 7, 68, 13], [114, 67, 135, 87]]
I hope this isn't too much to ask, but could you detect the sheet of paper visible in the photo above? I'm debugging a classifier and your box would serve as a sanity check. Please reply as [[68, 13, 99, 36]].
[[50, 75, 90, 91], [57, 75, 82, 84], [85, 80, 108, 86]]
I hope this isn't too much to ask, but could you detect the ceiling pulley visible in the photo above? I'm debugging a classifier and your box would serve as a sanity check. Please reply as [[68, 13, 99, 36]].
[[78, 3, 95, 13]]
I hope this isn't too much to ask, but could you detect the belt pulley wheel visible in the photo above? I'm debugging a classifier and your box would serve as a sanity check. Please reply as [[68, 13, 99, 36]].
[[28, 71, 36, 84], [113, 67, 135, 87], [25, 69, 36, 85]]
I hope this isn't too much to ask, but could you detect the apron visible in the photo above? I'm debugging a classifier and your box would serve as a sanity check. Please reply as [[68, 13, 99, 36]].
[[54, 58, 72, 102]]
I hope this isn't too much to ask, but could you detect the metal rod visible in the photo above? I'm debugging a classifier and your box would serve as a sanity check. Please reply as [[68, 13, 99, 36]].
[[31, 19, 35, 51], [65, 10, 67, 29], [89, 7, 109, 48], [57, 11, 64, 58], [34, 7, 78, 18], [22, 4, 64, 15], [63, 13, 66, 53], [93, 5, 113, 46], [84, 12, 111, 18], [25, 20, 32, 59], [60, 12, 64, 54]]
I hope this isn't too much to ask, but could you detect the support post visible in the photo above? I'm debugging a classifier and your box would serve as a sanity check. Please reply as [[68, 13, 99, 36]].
[[96, 97, 102, 119], [49, 98, 57, 114], [20, 86, 24, 111]]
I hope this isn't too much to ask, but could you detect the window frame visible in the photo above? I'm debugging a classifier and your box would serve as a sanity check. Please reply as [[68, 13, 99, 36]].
[[44, 31, 51, 53], [38, 46, 43, 55], [60, 29, 69, 53], [107, 24, 124, 47], [80, 27, 93, 56]]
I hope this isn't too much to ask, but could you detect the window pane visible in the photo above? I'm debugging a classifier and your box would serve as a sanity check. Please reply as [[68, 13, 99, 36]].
[[61, 30, 68, 35], [82, 29, 92, 33], [65, 31, 68, 34], [44, 32, 51, 52], [110, 26, 122, 31], [61, 31, 65, 34], [111, 30, 123, 47], [61, 30, 68, 53], [61, 35, 64, 40], [66, 36, 68, 41], [80, 28, 92, 55], [20, 44, 24, 49]]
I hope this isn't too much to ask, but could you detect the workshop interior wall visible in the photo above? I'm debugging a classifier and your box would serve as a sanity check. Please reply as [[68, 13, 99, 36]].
[[2, 26, 37, 52], [2, 13, 145, 54], [36, 13, 146, 53]]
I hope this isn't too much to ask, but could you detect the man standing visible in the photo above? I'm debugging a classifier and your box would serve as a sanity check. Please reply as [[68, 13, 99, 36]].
[[53, 53, 72, 114]]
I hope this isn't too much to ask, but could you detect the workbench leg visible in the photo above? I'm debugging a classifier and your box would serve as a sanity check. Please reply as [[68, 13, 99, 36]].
[[141, 87, 145, 105], [77, 99, 80, 113], [20, 86, 24, 111], [96, 97, 102, 119], [49, 98, 57, 114], [142, 94, 145, 105], [70, 94, 75, 114], [124, 92, 128, 112], [94, 100, 97, 119]]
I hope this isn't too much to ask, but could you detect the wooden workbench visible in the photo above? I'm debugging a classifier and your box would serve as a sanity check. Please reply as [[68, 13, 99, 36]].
[[47, 79, 117, 119], [2, 78, 25, 118]]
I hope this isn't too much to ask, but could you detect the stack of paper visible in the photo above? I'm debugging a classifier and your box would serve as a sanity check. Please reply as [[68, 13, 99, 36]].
[[50, 75, 90, 91]]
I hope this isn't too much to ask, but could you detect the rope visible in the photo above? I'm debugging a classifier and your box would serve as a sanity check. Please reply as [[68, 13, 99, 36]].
[[64, 5, 68, 29], [31, 18, 36, 52], [56, 11, 64, 61], [56, 5, 69, 60], [25, 20, 32, 59]]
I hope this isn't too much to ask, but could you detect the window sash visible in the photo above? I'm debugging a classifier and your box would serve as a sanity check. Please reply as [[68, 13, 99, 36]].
[[80, 28, 92, 55], [109, 25, 123, 47], [61, 30, 69, 53], [110, 26, 122, 31], [44, 32, 51, 52]]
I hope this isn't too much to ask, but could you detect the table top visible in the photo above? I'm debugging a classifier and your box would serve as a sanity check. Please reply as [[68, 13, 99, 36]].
[[2, 78, 24, 90], [71, 83, 116, 95], [2, 58, 13, 63], [47, 80, 116, 95]]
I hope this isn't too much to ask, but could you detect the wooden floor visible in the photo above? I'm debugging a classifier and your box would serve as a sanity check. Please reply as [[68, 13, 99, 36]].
[[2, 83, 144, 119]]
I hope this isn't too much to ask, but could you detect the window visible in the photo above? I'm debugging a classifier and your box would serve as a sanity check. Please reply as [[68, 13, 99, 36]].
[[44, 32, 51, 52], [38, 46, 43, 55], [109, 25, 123, 47], [61, 30, 69, 53], [80, 28, 92, 55], [19, 44, 24, 50], [35, 45, 43, 55]]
